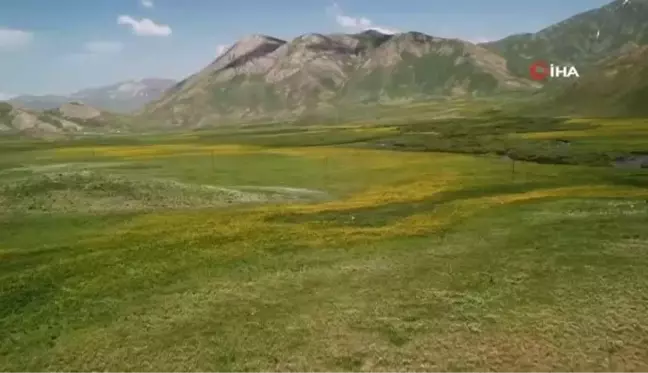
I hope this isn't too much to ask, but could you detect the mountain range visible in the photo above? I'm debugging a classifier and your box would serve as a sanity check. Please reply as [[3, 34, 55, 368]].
[[3, 0, 648, 135], [142, 31, 536, 126], [9, 78, 176, 113], [140, 0, 648, 126]]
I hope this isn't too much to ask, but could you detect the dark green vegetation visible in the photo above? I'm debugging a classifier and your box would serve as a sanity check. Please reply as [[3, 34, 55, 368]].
[[361, 116, 647, 166], [132, 112, 647, 168], [1, 110, 648, 370]]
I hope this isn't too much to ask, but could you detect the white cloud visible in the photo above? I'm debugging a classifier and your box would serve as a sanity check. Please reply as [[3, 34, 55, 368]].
[[0, 28, 33, 49], [216, 44, 230, 56], [327, 3, 399, 35], [336, 14, 370, 29], [141, 0, 154, 8], [466, 37, 494, 44], [84, 41, 123, 54], [117, 15, 171, 36]]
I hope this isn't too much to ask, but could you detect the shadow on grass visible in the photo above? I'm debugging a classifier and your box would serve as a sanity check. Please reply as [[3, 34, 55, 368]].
[[602, 171, 648, 188], [0, 279, 59, 320]]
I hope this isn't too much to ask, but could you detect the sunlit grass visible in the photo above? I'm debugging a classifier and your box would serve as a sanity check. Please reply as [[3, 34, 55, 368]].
[[54, 143, 262, 159], [515, 117, 648, 139], [2, 128, 648, 371], [100, 181, 648, 251]]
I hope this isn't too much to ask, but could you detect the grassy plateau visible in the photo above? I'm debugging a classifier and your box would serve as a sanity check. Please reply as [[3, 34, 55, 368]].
[[1, 108, 648, 371]]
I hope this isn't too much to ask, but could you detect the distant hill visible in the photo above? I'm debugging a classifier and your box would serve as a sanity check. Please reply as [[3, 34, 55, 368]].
[[10, 78, 176, 113], [0, 101, 127, 138], [142, 31, 537, 126]]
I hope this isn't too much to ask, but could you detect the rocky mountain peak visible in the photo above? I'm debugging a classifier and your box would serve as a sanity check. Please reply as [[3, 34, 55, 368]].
[[204, 34, 287, 76], [219, 34, 286, 61], [143, 29, 539, 125]]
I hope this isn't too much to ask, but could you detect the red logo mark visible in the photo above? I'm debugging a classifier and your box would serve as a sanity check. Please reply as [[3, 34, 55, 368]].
[[529, 60, 550, 81]]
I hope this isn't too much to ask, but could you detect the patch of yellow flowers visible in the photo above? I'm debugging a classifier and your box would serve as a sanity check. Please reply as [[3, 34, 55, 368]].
[[91, 182, 648, 253], [515, 117, 648, 140], [64, 144, 648, 253]]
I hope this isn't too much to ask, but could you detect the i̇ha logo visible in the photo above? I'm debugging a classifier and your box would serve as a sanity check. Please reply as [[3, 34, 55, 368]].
[[529, 60, 580, 81]]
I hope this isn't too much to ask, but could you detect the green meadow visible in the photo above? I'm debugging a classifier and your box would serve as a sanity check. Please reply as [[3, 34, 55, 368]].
[[1, 113, 648, 371]]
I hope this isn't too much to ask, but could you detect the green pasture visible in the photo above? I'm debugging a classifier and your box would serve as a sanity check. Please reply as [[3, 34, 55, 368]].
[[1, 114, 647, 370]]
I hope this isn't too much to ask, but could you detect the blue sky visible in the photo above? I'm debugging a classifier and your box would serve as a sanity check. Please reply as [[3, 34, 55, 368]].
[[0, 0, 611, 97]]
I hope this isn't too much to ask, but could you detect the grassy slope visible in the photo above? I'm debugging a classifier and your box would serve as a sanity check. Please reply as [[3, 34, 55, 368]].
[[1, 113, 648, 371], [548, 46, 648, 117], [483, 0, 648, 77], [341, 48, 501, 102]]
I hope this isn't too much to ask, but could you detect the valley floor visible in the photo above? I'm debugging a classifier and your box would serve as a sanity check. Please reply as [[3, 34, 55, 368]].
[[1, 120, 648, 370]]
